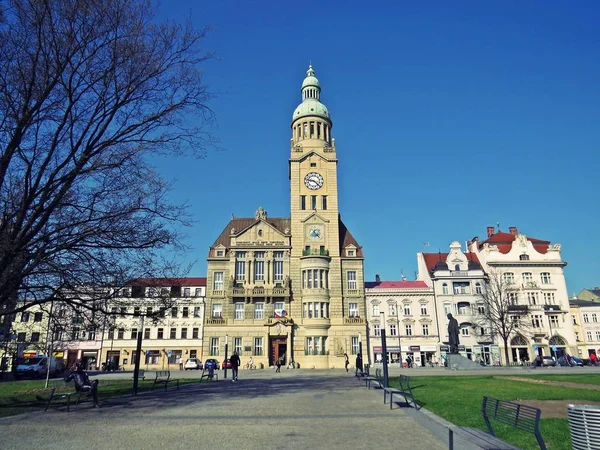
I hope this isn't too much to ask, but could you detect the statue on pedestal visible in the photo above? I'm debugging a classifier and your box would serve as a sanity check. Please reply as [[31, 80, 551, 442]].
[[447, 313, 460, 354]]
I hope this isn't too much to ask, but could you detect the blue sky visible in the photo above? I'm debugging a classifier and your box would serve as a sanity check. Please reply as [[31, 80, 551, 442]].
[[155, 1, 600, 294]]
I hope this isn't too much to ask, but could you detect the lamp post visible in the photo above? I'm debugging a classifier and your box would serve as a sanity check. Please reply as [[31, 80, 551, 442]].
[[132, 315, 144, 396], [358, 332, 363, 365], [395, 302, 401, 368], [380, 312, 389, 388], [223, 334, 229, 379]]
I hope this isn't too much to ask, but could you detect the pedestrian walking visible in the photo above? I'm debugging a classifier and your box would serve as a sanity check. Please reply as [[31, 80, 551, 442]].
[[178, 356, 183, 370], [230, 351, 241, 381], [344, 353, 349, 373], [355, 353, 363, 377], [275, 356, 282, 373]]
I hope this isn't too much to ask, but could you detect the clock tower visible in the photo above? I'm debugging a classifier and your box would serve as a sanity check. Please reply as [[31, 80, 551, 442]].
[[289, 65, 365, 367], [203, 65, 365, 370]]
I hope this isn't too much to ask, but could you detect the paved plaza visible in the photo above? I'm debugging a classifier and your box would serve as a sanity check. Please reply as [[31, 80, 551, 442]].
[[2, 366, 595, 450], [0, 369, 452, 450]]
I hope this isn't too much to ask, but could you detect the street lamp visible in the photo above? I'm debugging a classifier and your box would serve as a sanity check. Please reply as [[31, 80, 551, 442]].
[[223, 334, 229, 379], [395, 302, 401, 368], [380, 311, 389, 387]]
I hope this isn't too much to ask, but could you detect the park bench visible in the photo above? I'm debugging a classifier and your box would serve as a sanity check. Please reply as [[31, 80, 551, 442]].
[[37, 379, 77, 412], [383, 374, 418, 410], [448, 396, 546, 450], [151, 370, 179, 391], [199, 368, 219, 382], [365, 368, 384, 390], [131, 369, 145, 381]]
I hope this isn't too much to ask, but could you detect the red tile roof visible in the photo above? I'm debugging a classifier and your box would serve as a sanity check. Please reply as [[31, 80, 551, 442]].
[[422, 252, 482, 274], [365, 280, 428, 289], [478, 231, 550, 254]]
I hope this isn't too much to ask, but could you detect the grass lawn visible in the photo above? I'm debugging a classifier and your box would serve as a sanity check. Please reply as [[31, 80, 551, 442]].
[[508, 372, 600, 386], [389, 374, 600, 450], [0, 378, 199, 418]]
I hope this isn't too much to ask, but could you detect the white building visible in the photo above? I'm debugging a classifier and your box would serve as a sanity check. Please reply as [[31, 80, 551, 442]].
[[365, 278, 438, 367], [469, 226, 578, 362], [417, 241, 500, 365]]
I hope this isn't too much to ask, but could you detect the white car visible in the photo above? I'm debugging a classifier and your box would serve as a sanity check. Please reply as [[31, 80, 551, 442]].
[[184, 358, 202, 370]]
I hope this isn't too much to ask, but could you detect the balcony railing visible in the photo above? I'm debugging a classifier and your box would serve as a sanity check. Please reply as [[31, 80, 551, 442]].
[[226, 286, 290, 297], [206, 317, 227, 325], [451, 271, 469, 277], [344, 316, 365, 324], [302, 248, 329, 257]]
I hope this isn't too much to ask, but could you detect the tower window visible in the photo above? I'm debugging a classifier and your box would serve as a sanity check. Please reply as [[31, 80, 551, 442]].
[[311, 196, 317, 209], [317, 122, 321, 139], [322, 196, 327, 210], [310, 123, 315, 137], [301, 195, 306, 210]]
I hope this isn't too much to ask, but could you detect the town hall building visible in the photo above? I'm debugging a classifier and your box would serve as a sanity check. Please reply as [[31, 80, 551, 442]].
[[202, 66, 366, 369]]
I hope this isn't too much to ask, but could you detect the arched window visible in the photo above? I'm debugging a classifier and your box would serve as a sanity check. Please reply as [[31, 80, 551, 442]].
[[457, 302, 471, 315], [442, 283, 449, 295], [455, 264, 460, 271], [549, 335, 566, 346], [511, 335, 528, 346]]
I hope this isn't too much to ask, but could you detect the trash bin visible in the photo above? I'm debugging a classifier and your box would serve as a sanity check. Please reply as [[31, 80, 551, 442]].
[[568, 404, 600, 450]]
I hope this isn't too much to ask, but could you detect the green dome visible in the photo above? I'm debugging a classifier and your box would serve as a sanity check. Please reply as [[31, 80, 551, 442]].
[[292, 64, 331, 123], [302, 75, 320, 89], [293, 99, 330, 121]]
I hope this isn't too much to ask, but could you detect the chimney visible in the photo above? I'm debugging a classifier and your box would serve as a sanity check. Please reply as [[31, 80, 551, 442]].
[[375, 274, 381, 283], [509, 226, 518, 236], [486, 226, 495, 238]]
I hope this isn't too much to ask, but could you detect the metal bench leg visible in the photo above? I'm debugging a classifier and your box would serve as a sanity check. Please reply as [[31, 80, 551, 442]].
[[449, 428, 453, 450]]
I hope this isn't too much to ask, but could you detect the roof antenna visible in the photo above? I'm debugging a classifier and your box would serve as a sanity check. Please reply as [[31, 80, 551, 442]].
[[497, 221, 500, 232], [231, 213, 235, 220]]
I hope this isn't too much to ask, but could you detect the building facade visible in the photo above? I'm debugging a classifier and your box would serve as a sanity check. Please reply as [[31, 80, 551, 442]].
[[365, 279, 439, 367], [417, 241, 500, 365], [202, 66, 366, 369], [103, 278, 206, 371], [570, 299, 600, 360], [469, 226, 578, 362]]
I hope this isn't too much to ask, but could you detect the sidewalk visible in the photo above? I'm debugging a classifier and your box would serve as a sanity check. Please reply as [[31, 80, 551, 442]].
[[1, 370, 449, 450]]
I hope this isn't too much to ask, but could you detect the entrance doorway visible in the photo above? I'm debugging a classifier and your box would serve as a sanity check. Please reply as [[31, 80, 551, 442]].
[[269, 337, 287, 366]]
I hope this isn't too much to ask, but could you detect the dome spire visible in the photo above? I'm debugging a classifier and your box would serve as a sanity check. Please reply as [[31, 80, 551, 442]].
[[291, 64, 331, 125]]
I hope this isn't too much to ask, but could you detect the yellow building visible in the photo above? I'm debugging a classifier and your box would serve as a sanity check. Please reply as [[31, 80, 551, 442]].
[[203, 66, 366, 369]]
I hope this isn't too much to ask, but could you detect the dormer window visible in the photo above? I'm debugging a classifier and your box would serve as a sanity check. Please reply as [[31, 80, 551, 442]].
[[216, 250, 224, 257], [348, 250, 355, 257], [519, 254, 529, 261], [454, 264, 460, 271]]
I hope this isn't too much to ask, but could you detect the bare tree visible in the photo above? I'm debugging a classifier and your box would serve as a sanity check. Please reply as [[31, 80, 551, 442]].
[[0, 0, 216, 315], [471, 271, 530, 365]]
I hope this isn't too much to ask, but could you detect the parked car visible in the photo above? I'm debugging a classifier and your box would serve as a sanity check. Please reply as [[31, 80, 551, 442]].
[[204, 359, 218, 370], [570, 357, 584, 367], [184, 358, 202, 370], [541, 356, 556, 367], [16, 356, 64, 378], [222, 359, 232, 369]]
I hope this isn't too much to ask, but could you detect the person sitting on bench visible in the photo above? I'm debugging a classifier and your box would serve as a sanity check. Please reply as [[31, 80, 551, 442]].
[[65, 361, 99, 407]]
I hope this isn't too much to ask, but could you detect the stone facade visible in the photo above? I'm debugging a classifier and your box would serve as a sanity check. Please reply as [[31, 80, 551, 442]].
[[365, 280, 439, 368], [469, 226, 578, 362], [417, 242, 499, 365], [202, 66, 365, 369], [570, 299, 600, 360]]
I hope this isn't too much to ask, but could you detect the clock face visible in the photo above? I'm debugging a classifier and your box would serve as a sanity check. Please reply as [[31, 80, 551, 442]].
[[308, 225, 323, 240], [304, 172, 324, 190]]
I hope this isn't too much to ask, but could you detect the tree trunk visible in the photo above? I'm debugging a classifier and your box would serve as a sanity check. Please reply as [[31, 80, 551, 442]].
[[503, 337, 510, 366]]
